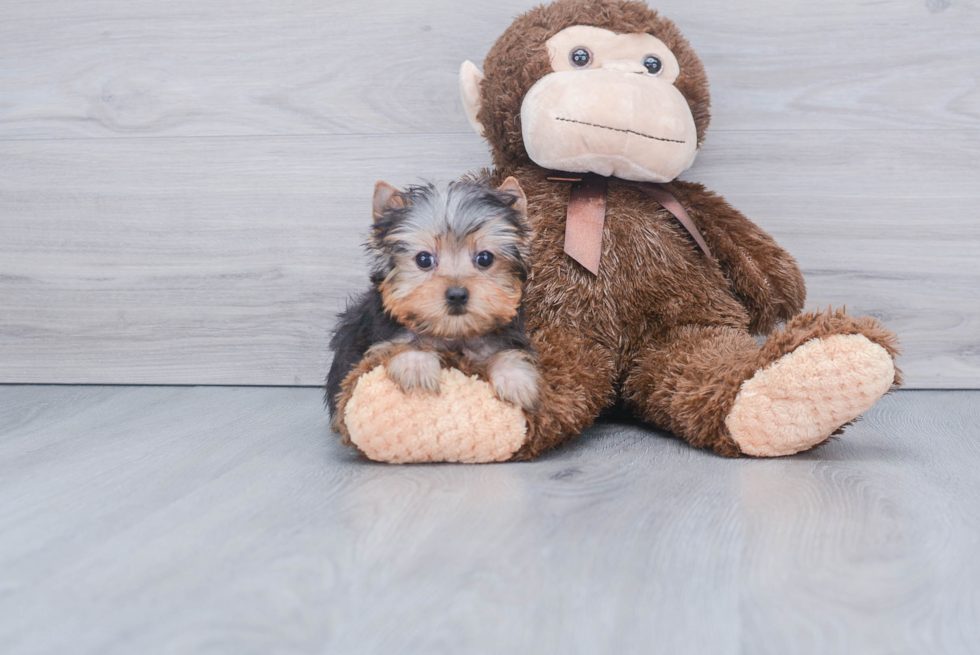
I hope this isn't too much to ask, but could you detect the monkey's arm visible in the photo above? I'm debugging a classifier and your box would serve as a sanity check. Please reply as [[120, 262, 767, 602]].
[[672, 181, 806, 335]]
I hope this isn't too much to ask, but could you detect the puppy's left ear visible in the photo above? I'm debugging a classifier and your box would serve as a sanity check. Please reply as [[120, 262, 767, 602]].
[[373, 181, 406, 221], [497, 176, 527, 215]]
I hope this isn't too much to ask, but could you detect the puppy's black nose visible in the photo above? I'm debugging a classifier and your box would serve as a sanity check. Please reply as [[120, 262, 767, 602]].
[[445, 286, 469, 307]]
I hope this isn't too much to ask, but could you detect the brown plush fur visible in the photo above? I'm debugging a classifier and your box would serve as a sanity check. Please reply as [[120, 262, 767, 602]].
[[489, 0, 898, 458], [499, 165, 836, 459], [622, 309, 901, 459], [334, 0, 900, 459]]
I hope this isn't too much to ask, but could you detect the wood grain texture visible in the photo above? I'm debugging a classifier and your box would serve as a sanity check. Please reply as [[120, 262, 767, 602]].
[[0, 0, 978, 387], [0, 0, 977, 138], [1, 386, 978, 654], [1, 131, 977, 386]]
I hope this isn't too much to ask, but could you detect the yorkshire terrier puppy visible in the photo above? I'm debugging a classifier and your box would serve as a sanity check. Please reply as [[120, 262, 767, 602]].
[[326, 176, 540, 423]]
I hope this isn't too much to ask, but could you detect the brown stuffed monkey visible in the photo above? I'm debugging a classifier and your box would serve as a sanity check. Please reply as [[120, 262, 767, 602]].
[[331, 0, 900, 463]]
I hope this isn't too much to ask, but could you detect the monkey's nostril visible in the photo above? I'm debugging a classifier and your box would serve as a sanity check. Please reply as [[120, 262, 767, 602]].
[[445, 286, 469, 307]]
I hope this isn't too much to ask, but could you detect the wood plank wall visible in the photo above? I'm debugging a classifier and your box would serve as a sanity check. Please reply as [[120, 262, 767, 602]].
[[1, 0, 977, 387]]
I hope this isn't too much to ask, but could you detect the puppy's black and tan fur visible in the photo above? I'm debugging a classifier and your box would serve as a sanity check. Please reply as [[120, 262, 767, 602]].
[[326, 177, 540, 424]]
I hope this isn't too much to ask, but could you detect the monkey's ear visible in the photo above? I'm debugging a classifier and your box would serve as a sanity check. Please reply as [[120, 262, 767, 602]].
[[460, 60, 486, 137], [497, 176, 527, 215], [372, 181, 406, 220]]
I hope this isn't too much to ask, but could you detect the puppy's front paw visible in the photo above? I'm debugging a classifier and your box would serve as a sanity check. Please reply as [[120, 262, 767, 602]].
[[488, 351, 541, 412], [386, 349, 442, 394]]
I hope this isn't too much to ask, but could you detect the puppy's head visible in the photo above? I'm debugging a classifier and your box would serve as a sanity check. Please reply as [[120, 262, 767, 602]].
[[369, 177, 529, 340]]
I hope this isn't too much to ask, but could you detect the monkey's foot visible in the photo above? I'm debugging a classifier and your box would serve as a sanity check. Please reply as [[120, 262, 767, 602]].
[[343, 366, 527, 464], [725, 334, 896, 457]]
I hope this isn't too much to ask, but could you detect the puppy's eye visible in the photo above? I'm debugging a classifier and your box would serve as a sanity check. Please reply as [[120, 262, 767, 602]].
[[643, 55, 663, 76], [570, 47, 592, 68], [475, 251, 495, 269], [415, 252, 435, 270]]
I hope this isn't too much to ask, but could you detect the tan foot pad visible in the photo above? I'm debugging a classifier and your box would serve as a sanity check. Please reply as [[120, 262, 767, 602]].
[[726, 334, 896, 457], [344, 366, 527, 464]]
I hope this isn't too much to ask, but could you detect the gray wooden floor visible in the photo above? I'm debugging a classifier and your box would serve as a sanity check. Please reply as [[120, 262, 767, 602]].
[[1, 386, 978, 655]]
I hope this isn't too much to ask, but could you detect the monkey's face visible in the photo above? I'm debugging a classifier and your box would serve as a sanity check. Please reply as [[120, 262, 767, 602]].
[[460, 4, 711, 182], [520, 26, 698, 183]]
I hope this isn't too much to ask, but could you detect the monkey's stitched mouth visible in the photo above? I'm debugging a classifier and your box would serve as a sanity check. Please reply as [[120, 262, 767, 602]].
[[554, 117, 686, 144]]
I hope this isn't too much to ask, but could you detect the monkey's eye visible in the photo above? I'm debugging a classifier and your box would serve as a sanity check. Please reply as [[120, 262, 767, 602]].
[[475, 251, 495, 269], [569, 47, 592, 68], [415, 252, 435, 270], [643, 55, 664, 76]]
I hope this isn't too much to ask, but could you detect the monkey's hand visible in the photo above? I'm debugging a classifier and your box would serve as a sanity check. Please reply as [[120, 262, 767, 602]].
[[677, 182, 806, 335], [386, 349, 442, 395], [487, 350, 541, 412]]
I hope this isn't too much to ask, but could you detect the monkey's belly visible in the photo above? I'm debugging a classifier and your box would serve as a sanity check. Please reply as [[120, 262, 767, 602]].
[[528, 215, 748, 338]]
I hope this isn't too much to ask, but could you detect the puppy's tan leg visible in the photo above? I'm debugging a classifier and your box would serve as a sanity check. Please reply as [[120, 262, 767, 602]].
[[386, 348, 442, 394], [486, 350, 541, 412]]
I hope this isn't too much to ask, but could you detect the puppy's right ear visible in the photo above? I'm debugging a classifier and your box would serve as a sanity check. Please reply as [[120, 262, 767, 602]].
[[497, 176, 527, 215], [373, 181, 406, 221]]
